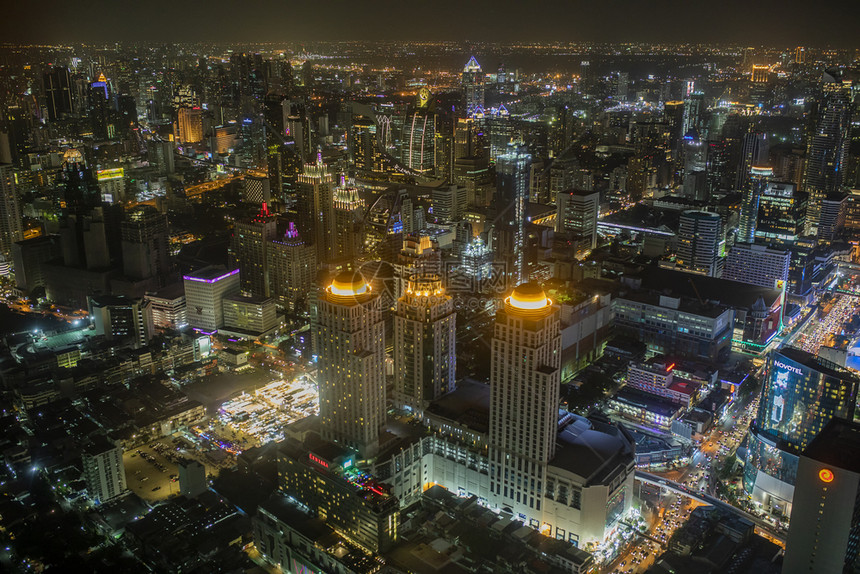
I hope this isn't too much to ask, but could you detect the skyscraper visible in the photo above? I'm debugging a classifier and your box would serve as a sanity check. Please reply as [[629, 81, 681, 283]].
[[804, 70, 852, 231], [676, 211, 724, 278], [82, 437, 126, 504], [489, 283, 560, 527], [43, 66, 73, 122], [739, 166, 773, 243], [755, 182, 807, 244], [267, 222, 316, 312], [495, 142, 532, 285], [556, 189, 599, 259], [120, 206, 170, 284], [183, 267, 241, 333], [229, 203, 278, 298], [735, 131, 769, 192], [315, 271, 385, 457], [295, 151, 335, 262], [744, 347, 860, 516], [461, 56, 485, 117], [393, 274, 456, 413], [403, 99, 436, 174], [0, 164, 23, 262], [723, 243, 790, 289], [332, 180, 365, 262], [783, 418, 860, 574]]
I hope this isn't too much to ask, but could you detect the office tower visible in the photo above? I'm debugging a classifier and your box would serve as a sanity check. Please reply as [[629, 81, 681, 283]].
[[556, 189, 599, 259], [295, 151, 335, 262], [332, 181, 364, 262], [460, 237, 493, 284], [735, 131, 769, 192], [804, 70, 852, 231], [751, 64, 769, 84], [178, 459, 207, 498], [723, 243, 790, 289], [315, 271, 385, 457], [783, 419, 860, 574], [82, 437, 126, 504], [739, 166, 773, 242], [267, 222, 316, 312], [229, 204, 278, 298], [432, 184, 467, 223], [495, 142, 532, 285], [243, 175, 271, 205], [676, 210, 724, 277], [43, 66, 73, 121], [0, 164, 23, 262], [176, 107, 204, 144], [846, 189, 860, 232], [183, 267, 241, 333], [489, 283, 560, 525], [756, 182, 807, 244], [682, 92, 704, 138], [393, 274, 456, 413], [88, 73, 112, 140], [403, 98, 436, 174], [794, 47, 806, 64], [453, 117, 485, 159], [393, 234, 440, 299], [88, 295, 153, 348], [121, 206, 170, 283], [144, 283, 187, 332], [818, 192, 847, 242], [681, 132, 707, 200], [351, 115, 383, 175], [11, 236, 58, 293], [744, 348, 860, 515], [461, 56, 485, 116]]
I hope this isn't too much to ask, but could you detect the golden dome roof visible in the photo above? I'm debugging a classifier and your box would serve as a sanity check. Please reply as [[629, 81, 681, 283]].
[[329, 271, 369, 298], [505, 283, 552, 316]]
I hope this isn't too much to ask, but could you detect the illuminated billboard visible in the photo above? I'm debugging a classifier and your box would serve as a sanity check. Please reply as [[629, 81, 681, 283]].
[[97, 167, 124, 181]]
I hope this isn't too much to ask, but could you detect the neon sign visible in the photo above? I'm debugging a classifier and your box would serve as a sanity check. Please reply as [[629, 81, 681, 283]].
[[308, 453, 329, 468], [819, 468, 834, 483], [774, 360, 803, 375]]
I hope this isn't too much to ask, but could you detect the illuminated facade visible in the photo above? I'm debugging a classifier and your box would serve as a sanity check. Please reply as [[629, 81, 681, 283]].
[[315, 271, 386, 458], [461, 56, 485, 117], [495, 142, 531, 285], [755, 182, 807, 244], [296, 152, 335, 263], [183, 267, 241, 333], [556, 189, 599, 259], [739, 166, 772, 243], [393, 274, 456, 413], [0, 164, 23, 262], [489, 284, 561, 529], [267, 222, 316, 311], [331, 181, 364, 262], [229, 203, 278, 298], [744, 348, 859, 516], [177, 106, 204, 144], [675, 210, 724, 278]]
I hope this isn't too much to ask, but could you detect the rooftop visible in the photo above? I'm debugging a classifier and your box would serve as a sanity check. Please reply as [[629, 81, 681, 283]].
[[802, 418, 860, 475]]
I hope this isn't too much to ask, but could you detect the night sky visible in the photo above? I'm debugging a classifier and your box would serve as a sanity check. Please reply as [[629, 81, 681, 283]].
[[3, 0, 859, 46]]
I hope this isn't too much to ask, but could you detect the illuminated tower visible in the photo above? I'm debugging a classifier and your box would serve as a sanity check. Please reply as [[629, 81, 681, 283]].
[[739, 166, 773, 243], [296, 150, 335, 262], [804, 69, 852, 233], [676, 210, 724, 278], [332, 178, 365, 262], [229, 203, 278, 297], [461, 56, 485, 117], [393, 274, 456, 413], [489, 283, 561, 526], [0, 164, 23, 262], [267, 222, 316, 311], [495, 142, 531, 284], [315, 271, 386, 458], [404, 90, 436, 175]]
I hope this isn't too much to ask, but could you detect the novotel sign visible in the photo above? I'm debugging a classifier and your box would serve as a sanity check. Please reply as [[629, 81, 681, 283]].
[[774, 360, 803, 376]]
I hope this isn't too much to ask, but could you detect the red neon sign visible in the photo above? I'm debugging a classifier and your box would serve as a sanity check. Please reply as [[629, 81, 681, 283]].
[[308, 453, 329, 468]]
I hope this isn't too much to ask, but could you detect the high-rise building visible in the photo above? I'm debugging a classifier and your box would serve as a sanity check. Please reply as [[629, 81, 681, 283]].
[[495, 142, 532, 284], [783, 418, 860, 574], [43, 66, 73, 122], [461, 56, 485, 116], [744, 348, 860, 516], [351, 115, 384, 175], [676, 210, 724, 277], [243, 175, 271, 205], [295, 152, 335, 262], [88, 294, 153, 349], [393, 274, 456, 413], [735, 131, 769, 192], [403, 106, 436, 174], [556, 189, 599, 259], [432, 184, 467, 223], [0, 164, 23, 262], [144, 283, 188, 332], [739, 166, 773, 243], [794, 47, 806, 65], [88, 73, 112, 140], [229, 203, 278, 298], [751, 64, 769, 84], [11, 235, 58, 293], [267, 222, 316, 312], [332, 181, 364, 262], [489, 283, 560, 527], [178, 459, 208, 498], [82, 437, 126, 504], [804, 70, 852, 231], [315, 271, 385, 457], [121, 206, 170, 283], [183, 267, 241, 333], [818, 192, 847, 242], [176, 106, 204, 144], [755, 182, 807, 244], [723, 243, 790, 289]]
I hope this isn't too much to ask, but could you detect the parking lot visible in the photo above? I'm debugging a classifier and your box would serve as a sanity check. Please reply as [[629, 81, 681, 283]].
[[124, 436, 218, 503]]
